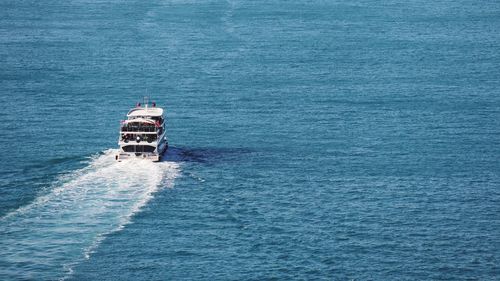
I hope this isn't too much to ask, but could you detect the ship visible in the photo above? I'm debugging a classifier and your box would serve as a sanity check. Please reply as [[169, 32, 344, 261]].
[[116, 99, 168, 161]]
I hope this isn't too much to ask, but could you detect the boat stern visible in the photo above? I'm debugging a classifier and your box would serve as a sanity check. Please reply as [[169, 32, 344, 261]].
[[115, 152, 160, 162]]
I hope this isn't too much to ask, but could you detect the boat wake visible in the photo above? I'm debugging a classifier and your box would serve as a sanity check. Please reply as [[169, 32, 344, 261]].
[[0, 149, 180, 280]]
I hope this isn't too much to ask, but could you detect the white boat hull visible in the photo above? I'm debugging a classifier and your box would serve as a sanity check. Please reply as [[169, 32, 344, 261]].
[[116, 134, 168, 162], [116, 152, 161, 162]]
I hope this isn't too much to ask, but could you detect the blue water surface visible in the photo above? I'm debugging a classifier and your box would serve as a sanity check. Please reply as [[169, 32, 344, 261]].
[[1, 0, 499, 280]]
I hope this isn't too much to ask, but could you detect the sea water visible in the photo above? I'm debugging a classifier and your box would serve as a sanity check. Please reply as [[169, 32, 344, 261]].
[[1, 0, 499, 280]]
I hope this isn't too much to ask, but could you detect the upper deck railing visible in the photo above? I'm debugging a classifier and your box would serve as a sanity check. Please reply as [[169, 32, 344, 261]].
[[120, 121, 164, 133], [120, 125, 157, 132]]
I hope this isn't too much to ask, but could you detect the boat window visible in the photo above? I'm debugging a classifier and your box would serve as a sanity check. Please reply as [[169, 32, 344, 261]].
[[122, 145, 156, 153], [142, 146, 155, 153], [123, 146, 135, 152]]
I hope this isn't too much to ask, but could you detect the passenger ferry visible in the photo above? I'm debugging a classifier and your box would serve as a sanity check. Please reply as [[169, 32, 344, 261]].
[[116, 99, 168, 162]]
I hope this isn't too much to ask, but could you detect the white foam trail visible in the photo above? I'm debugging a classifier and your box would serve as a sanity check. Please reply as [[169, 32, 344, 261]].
[[0, 149, 180, 280]]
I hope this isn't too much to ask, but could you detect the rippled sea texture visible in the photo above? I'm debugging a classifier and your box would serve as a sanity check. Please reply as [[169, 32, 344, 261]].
[[1, 0, 500, 280]]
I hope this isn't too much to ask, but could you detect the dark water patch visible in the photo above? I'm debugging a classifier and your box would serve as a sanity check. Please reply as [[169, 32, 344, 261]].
[[163, 146, 255, 164]]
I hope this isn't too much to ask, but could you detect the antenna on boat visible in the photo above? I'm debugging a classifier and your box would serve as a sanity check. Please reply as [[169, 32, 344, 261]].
[[144, 96, 149, 110]]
